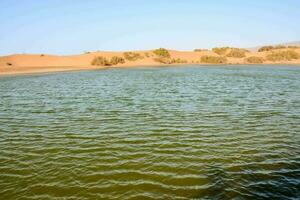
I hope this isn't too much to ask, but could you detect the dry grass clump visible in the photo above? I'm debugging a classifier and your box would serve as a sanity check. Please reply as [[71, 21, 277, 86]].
[[194, 49, 208, 52], [91, 56, 111, 66], [91, 56, 126, 66], [110, 56, 125, 65], [153, 48, 170, 58], [124, 52, 144, 61], [153, 57, 172, 64], [266, 50, 300, 61], [258, 45, 299, 52], [212, 47, 230, 55], [201, 55, 227, 64], [226, 48, 247, 58], [288, 45, 300, 49], [171, 58, 188, 64], [245, 56, 264, 64]]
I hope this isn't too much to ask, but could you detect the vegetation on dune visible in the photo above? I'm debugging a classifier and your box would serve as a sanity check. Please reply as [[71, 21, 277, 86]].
[[152, 48, 172, 64], [212, 47, 230, 55], [288, 45, 300, 49], [123, 52, 144, 61], [91, 56, 126, 66], [212, 47, 248, 57], [258, 45, 300, 52], [245, 56, 264, 64], [91, 56, 111, 66], [110, 56, 125, 65], [266, 50, 300, 61], [201, 55, 227, 64], [226, 48, 247, 58], [194, 49, 208, 52], [171, 58, 188, 64], [153, 48, 171, 58], [153, 57, 172, 64], [144, 52, 150, 57]]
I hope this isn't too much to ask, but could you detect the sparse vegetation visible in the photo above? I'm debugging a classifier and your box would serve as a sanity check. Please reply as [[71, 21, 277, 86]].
[[123, 52, 143, 61], [258, 46, 275, 52], [226, 48, 247, 58], [245, 56, 264, 64], [6, 62, 13, 66], [144, 52, 150, 57], [212, 47, 230, 55], [171, 58, 188, 64], [153, 57, 172, 64], [201, 56, 227, 64], [266, 50, 300, 61], [194, 49, 207, 52], [153, 48, 170, 58], [257, 45, 299, 52], [110, 56, 125, 65], [91, 56, 111, 66], [40, 54, 45, 57], [288, 45, 300, 49]]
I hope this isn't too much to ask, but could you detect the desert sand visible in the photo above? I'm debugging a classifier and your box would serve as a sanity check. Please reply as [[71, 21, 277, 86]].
[[1, 48, 300, 75]]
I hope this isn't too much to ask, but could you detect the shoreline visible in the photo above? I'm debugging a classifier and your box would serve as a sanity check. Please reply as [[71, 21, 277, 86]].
[[1, 48, 300, 76], [1, 63, 300, 77]]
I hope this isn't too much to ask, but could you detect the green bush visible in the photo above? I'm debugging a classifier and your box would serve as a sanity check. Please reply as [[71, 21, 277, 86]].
[[123, 52, 143, 61], [201, 56, 227, 64], [266, 50, 300, 61], [245, 56, 264, 64], [91, 56, 111, 66], [110, 56, 125, 65], [226, 49, 246, 58], [153, 48, 170, 58]]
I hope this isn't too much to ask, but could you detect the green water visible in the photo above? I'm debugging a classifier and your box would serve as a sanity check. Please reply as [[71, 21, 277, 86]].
[[0, 65, 300, 199]]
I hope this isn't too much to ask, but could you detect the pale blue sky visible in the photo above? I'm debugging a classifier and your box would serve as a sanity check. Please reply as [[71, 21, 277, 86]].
[[0, 0, 299, 55]]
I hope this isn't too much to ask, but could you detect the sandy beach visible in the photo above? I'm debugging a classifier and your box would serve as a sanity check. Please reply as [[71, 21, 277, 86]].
[[1, 48, 300, 75]]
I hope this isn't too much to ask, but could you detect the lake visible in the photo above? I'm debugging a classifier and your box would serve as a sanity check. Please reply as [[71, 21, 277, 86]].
[[0, 65, 300, 199]]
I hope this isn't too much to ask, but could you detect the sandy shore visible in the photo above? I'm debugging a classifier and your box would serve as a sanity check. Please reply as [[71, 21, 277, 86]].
[[1, 49, 300, 75]]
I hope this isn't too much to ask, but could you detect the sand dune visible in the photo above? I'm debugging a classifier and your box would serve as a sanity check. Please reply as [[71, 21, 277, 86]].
[[1, 48, 300, 75]]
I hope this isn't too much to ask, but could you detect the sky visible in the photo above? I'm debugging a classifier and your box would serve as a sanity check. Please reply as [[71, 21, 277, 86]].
[[0, 0, 299, 55]]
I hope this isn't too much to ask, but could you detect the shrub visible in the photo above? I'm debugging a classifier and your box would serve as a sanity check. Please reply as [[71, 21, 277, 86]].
[[110, 56, 125, 65], [245, 56, 264, 64], [123, 52, 143, 61], [226, 49, 246, 58], [153, 57, 172, 64], [288, 45, 300, 49], [91, 56, 111, 66], [212, 47, 230, 55], [171, 58, 188, 64], [144, 52, 150, 57], [40, 54, 45, 57], [201, 56, 227, 64], [6, 62, 13, 66], [266, 50, 300, 61], [194, 49, 207, 52], [153, 48, 170, 58], [258, 46, 274, 52]]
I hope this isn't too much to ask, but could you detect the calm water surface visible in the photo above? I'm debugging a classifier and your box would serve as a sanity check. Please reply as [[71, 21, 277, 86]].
[[0, 65, 300, 199]]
